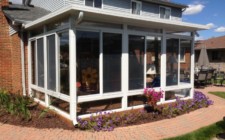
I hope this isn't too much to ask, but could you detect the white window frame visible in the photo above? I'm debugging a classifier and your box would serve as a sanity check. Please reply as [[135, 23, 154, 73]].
[[131, 0, 142, 15], [84, 0, 103, 9], [159, 6, 171, 20]]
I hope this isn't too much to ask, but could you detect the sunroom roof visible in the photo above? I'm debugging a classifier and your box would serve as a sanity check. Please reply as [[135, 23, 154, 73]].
[[24, 5, 208, 32]]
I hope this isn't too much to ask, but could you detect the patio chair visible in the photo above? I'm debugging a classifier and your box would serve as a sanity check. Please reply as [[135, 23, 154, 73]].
[[214, 71, 225, 86], [194, 70, 207, 88], [206, 69, 214, 85]]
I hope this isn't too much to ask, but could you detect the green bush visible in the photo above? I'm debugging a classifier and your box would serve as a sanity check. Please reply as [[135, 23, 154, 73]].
[[0, 89, 31, 120]]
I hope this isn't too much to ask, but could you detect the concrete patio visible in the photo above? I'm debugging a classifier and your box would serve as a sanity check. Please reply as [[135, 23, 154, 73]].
[[0, 86, 225, 140]]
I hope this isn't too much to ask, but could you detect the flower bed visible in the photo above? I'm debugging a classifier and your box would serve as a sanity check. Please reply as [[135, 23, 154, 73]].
[[77, 90, 213, 131]]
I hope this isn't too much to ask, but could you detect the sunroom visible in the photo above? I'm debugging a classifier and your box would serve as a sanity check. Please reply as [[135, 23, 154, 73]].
[[25, 5, 208, 124]]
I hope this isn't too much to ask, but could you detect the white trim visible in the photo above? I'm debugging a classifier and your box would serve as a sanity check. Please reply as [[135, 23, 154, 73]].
[[69, 15, 77, 125], [160, 29, 166, 102], [20, 31, 26, 96], [28, 35, 32, 97], [24, 4, 208, 31], [180, 47, 186, 63], [100, 31, 103, 95], [190, 32, 195, 98]]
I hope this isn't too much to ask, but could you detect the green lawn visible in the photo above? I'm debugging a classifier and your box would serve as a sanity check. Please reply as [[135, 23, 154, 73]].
[[209, 92, 225, 99], [165, 121, 225, 140]]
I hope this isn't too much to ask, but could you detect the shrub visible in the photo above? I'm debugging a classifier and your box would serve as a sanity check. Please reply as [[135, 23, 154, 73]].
[[0, 89, 32, 120]]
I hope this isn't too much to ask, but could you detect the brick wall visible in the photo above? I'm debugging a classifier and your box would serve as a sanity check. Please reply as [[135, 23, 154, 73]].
[[0, 0, 23, 94]]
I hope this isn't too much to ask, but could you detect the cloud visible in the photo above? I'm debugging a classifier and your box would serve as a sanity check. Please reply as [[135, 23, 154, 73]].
[[183, 4, 205, 15], [215, 27, 225, 32], [206, 23, 216, 29]]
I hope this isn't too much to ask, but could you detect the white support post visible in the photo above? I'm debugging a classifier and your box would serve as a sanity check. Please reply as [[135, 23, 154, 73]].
[[20, 31, 26, 96], [160, 29, 166, 103], [122, 24, 128, 109], [44, 25, 50, 106], [190, 32, 195, 98], [28, 32, 32, 97], [69, 15, 77, 125], [100, 31, 103, 95]]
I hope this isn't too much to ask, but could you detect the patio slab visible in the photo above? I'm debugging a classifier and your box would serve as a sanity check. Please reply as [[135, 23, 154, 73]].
[[0, 86, 225, 140]]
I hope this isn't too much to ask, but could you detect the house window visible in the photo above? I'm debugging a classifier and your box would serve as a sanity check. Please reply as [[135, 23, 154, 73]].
[[76, 31, 100, 96], [103, 33, 122, 93], [47, 35, 56, 91], [131, 0, 142, 15], [129, 35, 145, 90], [37, 38, 44, 88], [59, 32, 70, 95], [212, 51, 222, 61], [160, 6, 171, 19], [85, 0, 102, 8]]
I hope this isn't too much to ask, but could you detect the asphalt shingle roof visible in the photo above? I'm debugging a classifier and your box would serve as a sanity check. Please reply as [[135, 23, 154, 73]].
[[2, 4, 50, 24], [195, 35, 225, 50]]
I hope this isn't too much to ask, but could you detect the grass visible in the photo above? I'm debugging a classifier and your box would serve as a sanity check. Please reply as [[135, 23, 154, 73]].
[[209, 92, 225, 99], [165, 120, 225, 140]]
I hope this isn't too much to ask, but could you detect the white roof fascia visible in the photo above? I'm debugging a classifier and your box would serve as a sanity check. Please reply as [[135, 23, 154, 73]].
[[24, 4, 209, 31]]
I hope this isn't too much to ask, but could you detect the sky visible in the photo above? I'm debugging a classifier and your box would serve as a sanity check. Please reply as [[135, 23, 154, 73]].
[[172, 0, 225, 40]]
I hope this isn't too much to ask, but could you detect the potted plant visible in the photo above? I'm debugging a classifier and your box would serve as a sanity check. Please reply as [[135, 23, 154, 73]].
[[144, 88, 163, 109]]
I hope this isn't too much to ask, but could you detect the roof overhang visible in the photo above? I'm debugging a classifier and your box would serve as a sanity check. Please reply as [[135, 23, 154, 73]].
[[24, 5, 208, 32]]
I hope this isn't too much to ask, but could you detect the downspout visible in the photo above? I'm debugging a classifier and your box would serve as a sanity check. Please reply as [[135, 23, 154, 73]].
[[20, 29, 26, 96]]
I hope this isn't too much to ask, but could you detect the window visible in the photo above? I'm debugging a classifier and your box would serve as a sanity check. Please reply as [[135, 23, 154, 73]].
[[103, 33, 122, 93], [180, 39, 191, 84], [85, 0, 102, 8], [59, 32, 70, 95], [212, 51, 222, 61], [76, 31, 100, 96], [131, 0, 142, 15], [146, 36, 161, 88], [160, 6, 171, 19], [129, 35, 145, 90], [47, 35, 56, 91], [166, 38, 179, 86], [37, 38, 44, 88]]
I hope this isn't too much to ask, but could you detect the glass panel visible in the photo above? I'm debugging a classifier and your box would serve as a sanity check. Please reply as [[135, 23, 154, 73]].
[[165, 89, 190, 101], [132, 1, 137, 14], [180, 39, 191, 84], [59, 32, 70, 95], [94, 0, 102, 8], [37, 38, 44, 88], [32, 89, 45, 101], [165, 8, 170, 19], [129, 35, 145, 90], [77, 31, 100, 96], [103, 33, 122, 93], [77, 98, 122, 115], [128, 95, 146, 107], [50, 96, 70, 113], [31, 41, 36, 85], [146, 36, 161, 88], [85, 0, 93, 7], [47, 35, 56, 91], [166, 38, 179, 86], [160, 7, 165, 19]]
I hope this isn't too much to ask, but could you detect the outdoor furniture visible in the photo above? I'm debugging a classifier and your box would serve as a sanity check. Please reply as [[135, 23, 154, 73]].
[[206, 69, 215, 85], [194, 70, 207, 88], [214, 71, 225, 86]]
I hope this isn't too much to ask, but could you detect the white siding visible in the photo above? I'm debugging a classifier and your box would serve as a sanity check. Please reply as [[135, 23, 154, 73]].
[[9, 24, 19, 36], [31, 0, 65, 12], [65, 0, 84, 5], [103, 0, 131, 14]]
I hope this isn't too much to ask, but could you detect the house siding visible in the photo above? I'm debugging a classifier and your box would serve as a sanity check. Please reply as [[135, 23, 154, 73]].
[[65, 0, 84, 5], [31, 0, 64, 12], [142, 2, 159, 18], [171, 7, 182, 21], [103, 0, 131, 14]]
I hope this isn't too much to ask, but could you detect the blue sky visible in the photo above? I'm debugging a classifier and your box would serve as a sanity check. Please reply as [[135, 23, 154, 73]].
[[172, 0, 225, 40]]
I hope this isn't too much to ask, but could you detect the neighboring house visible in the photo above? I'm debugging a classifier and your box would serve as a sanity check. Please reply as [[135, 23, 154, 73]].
[[195, 35, 225, 71], [0, 0, 207, 124]]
